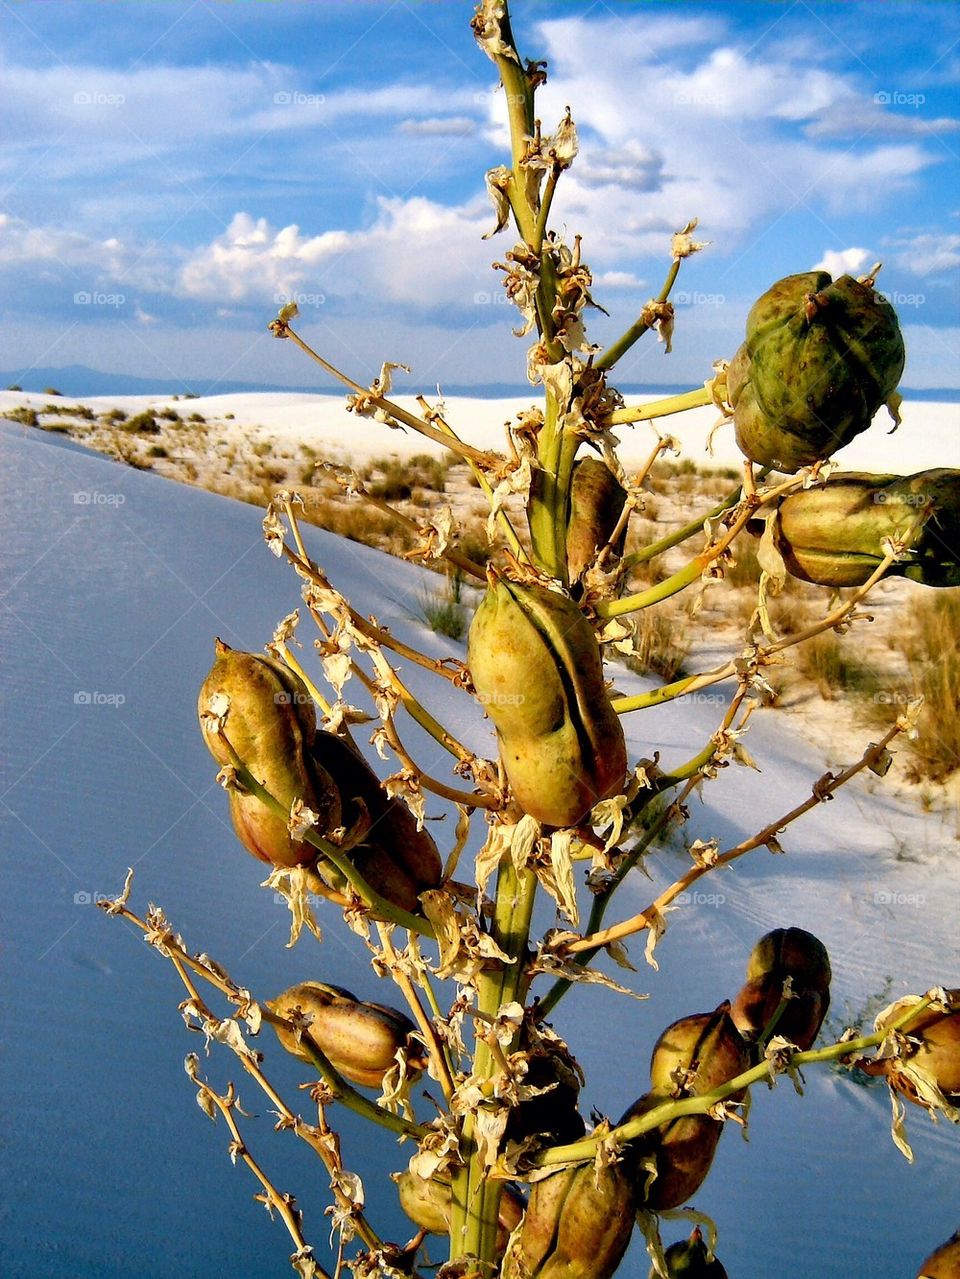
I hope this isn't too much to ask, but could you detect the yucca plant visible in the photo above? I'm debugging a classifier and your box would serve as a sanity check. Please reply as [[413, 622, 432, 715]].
[[103, 4, 959, 1276]]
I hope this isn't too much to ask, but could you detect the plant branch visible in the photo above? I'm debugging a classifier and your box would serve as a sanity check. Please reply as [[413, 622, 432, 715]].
[[565, 723, 904, 955], [602, 385, 714, 426], [594, 259, 681, 372], [535, 993, 937, 1168]]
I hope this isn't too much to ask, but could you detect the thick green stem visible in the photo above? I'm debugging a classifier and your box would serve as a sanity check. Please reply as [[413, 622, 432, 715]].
[[603, 385, 713, 426]]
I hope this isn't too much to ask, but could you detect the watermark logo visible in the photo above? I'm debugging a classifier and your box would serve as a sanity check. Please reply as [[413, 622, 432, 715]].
[[673, 290, 725, 307], [74, 90, 125, 108], [274, 90, 326, 108], [476, 690, 526, 707], [874, 889, 925, 907], [74, 290, 125, 308], [675, 890, 726, 908], [871, 490, 928, 506], [878, 289, 925, 309], [74, 690, 126, 707], [674, 91, 726, 108], [274, 290, 326, 309], [73, 890, 114, 905], [73, 490, 126, 506], [473, 290, 510, 306], [274, 690, 313, 706], [874, 90, 925, 108]]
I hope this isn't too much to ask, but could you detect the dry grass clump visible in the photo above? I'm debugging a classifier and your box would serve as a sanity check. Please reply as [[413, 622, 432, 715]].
[[889, 591, 960, 782], [792, 630, 882, 702], [621, 604, 691, 682], [366, 452, 450, 501]]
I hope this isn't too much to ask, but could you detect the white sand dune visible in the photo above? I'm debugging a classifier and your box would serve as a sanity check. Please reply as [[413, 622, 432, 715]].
[[2, 419, 959, 1277]]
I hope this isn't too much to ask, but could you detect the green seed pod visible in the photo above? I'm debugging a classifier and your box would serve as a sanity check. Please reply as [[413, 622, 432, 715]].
[[649, 1003, 751, 1098], [309, 731, 443, 912], [916, 1228, 960, 1278], [868, 995, 960, 1105], [652, 1227, 729, 1278], [732, 927, 832, 1049], [467, 572, 627, 827], [396, 1171, 524, 1252], [510, 1162, 635, 1279], [266, 981, 426, 1088], [198, 641, 340, 867], [767, 469, 960, 588], [566, 458, 628, 585], [728, 270, 904, 472], [621, 1095, 721, 1211]]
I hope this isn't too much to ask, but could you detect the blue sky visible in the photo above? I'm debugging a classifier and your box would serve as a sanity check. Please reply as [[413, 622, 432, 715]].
[[1, 0, 958, 391]]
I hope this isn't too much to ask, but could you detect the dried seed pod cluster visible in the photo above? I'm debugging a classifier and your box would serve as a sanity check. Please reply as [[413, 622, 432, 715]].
[[730, 926, 832, 1050], [467, 572, 627, 827], [267, 980, 427, 1088], [197, 642, 442, 911], [728, 270, 904, 472]]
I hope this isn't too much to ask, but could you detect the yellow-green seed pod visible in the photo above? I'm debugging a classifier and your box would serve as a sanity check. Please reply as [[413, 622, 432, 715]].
[[566, 458, 628, 585], [768, 469, 960, 588], [309, 731, 442, 911], [916, 1228, 960, 1278], [732, 927, 832, 1049], [508, 1162, 635, 1279], [467, 572, 627, 827], [652, 1227, 729, 1278], [266, 981, 426, 1088], [198, 641, 340, 867]]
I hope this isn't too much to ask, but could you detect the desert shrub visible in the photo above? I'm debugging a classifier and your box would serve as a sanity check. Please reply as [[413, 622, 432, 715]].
[[418, 570, 468, 640], [3, 406, 38, 427], [123, 411, 161, 435]]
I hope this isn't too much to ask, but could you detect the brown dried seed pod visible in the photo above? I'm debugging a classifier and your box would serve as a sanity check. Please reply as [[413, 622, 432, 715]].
[[653, 1226, 729, 1278], [867, 995, 960, 1106], [649, 1003, 751, 1099], [266, 981, 426, 1088], [622, 1094, 721, 1211], [309, 730, 443, 911], [566, 457, 628, 585], [916, 1228, 960, 1278], [731, 927, 832, 1048], [508, 1161, 635, 1279]]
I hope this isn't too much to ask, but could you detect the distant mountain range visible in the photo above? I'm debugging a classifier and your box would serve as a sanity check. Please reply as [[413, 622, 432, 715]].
[[1, 363, 957, 402]]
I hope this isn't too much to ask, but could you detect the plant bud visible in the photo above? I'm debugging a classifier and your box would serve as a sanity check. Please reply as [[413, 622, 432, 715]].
[[728, 270, 904, 472], [766, 470, 960, 588], [266, 981, 426, 1088], [566, 458, 628, 584], [198, 641, 340, 867], [652, 1227, 729, 1278], [310, 731, 443, 911], [396, 1171, 524, 1253], [916, 1229, 960, 1278], [467, 573, 627, 827], [732, 927, 831, 1049], [649, 1003, 751, 1098], [867, 995, 960, 1106], [510, 1162, 635, 1279]]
